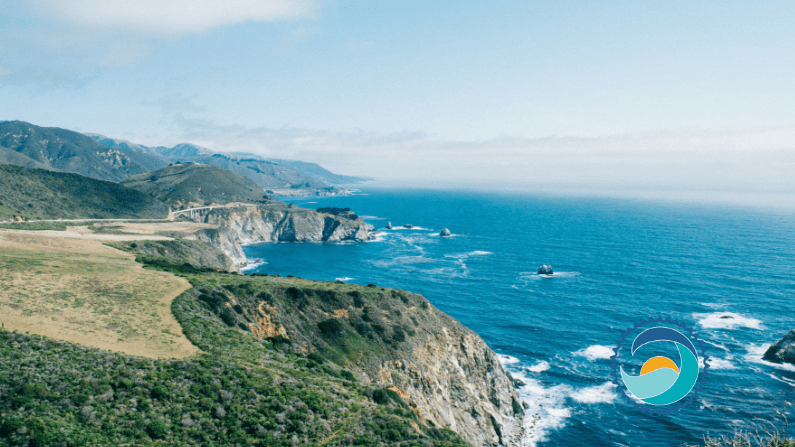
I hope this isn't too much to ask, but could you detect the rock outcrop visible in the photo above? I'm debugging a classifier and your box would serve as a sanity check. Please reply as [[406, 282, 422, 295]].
[[763, 330, 795, 364], [404, 224, 413, 229], [440, 228, 451, 237], [192, 203, 373, 266], [386, 221, 392, 229], [537, 265, 553, 275]]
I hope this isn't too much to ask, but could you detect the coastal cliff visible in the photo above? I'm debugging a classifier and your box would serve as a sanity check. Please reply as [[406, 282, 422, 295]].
[[189, 203, 373, 266], [201, 275, 527, 446]]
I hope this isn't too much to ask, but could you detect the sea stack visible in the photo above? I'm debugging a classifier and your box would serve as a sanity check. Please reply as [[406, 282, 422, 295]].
[[404, 224, 413, 229], [440, 228, 451, 237], [386, 221, 392, 229], [763, 330, 795, 364], [537, 265, 553, 275]]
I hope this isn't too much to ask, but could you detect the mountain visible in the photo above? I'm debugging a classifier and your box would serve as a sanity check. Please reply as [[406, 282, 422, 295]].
[[120, 162, 269, 208], [0, 146, 50, 170], [87, 133, 367, 187], [0, 164, 168, 220], [170, 154, 329, 190], [0, 121, 168, 182], [267, 158, 370, 184]]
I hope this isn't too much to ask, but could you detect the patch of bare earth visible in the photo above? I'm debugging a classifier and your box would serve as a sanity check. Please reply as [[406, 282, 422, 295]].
[[0, 230, 199, 358]]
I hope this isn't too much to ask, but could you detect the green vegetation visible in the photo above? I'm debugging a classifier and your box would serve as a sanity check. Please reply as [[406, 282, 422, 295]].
[[121, 163, 271, 207], [0, 164, 168, 220], [0, 221, 70, 231], [685, 407, 794, 447], [0, 121, 166, 182], [0, 253, 466, 446]]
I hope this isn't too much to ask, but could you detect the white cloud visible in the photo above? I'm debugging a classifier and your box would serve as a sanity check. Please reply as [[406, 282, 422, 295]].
[[27, 0, 319, 34]]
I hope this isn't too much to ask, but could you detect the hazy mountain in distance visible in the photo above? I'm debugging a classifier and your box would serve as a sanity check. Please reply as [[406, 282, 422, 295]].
[[87, 133, 368, 186], [0, 121, 168, 182], [120, 162, 270, 208], [257, 158, 370, 185]]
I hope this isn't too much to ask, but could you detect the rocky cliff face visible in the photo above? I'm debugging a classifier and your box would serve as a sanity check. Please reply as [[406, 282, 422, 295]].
[[189, 204, 373, 266], [214, 276, 528, 446], [763, 330, 795, 364]]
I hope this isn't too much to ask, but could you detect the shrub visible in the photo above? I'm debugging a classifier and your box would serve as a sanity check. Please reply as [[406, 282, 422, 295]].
[[372, 389, 390, 405], [233, 304, 244, 314], [307, 353, 324, 364], [238, 322, 250, 331], [147, 420, 168, 439], [367, 284, 377, 288], [317, 319, 345, 337], [221, 308, 237, 326], [340, 370, 356, 382], [392, 327, 406, 343], [151, 385, 169, 399]]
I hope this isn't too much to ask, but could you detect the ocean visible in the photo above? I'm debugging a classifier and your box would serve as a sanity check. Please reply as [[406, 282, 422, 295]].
[[244, 188, 795, 447]]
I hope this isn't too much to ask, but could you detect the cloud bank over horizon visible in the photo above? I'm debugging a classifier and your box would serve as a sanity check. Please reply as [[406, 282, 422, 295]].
[[111, 119, 795, 196]]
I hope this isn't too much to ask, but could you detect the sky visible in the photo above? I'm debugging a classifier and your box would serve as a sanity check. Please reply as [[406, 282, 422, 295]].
[[1, 1, 794, 197]]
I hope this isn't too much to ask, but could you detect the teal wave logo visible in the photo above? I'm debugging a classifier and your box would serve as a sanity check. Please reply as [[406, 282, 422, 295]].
[[611, 320, 708, 413]]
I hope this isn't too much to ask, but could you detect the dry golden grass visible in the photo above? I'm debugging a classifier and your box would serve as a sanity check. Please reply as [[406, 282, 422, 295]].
[[0, 231, 199, 359]]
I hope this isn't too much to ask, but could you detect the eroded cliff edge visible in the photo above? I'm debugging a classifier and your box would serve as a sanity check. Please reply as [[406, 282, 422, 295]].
[[186, 203, 373, 266], [190, 276, 528, 446]]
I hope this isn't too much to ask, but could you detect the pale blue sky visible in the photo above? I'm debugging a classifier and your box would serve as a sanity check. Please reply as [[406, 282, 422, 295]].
[[1, 1, 794, 193]]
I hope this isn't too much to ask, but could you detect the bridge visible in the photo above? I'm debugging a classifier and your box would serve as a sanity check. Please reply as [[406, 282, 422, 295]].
[[169, 206, 218, 220]]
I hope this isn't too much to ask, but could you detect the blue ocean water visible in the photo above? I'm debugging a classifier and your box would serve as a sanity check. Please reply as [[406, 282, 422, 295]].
[[244, 189, 795, 447]]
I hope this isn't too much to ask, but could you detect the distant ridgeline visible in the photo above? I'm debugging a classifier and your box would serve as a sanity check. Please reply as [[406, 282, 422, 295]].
[[0, 121, 368, 198]]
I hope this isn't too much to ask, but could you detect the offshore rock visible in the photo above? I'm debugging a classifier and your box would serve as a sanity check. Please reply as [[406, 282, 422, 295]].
[[763, 330, 795, 364], [386, 221, 392, 229], [537, 265, 553, 275], [440, 228, 451, 237], [192, 203, 372, 266], [404, 224, 413, 229]]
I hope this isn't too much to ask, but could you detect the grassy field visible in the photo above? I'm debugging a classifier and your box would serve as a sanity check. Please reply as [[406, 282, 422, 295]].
[[0, 231, 198, 358]]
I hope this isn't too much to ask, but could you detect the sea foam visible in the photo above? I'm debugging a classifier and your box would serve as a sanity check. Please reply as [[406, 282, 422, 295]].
[[573, 345, 615, 361], [569, 382, 618, 404], [694, 312, 763, 330]]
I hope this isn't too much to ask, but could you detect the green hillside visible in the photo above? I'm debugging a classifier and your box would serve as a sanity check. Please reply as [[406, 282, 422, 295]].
[[0, 251, 467, 446], [0, 146, 50, 171], [0, 164, 167, 220], [0, 121, 167, 182], [121, 163, 269, 208]]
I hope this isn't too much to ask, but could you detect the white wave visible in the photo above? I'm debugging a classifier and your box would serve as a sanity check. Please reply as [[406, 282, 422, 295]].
[[335, 277, 354, 282], [392, 226, 429, 231], [513, 371, 572, 447], [743, 344, 795, 372], [468, 250, 493, 256], [694, 312, 763, 330], [706, 356, 737, 370], [498, 354, 520, 366], [520, 271, 581, 280], [240, 259, 267, 272], [528, 361, 550, 372], [573, 345, 615, 361], [359, 215, 384, 220], [768, 373, 795, 386], [305, 201, 317, 204], [365, 233, 388, 243], [703, 340, 730, 352], [570, 382, 618, 404]]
